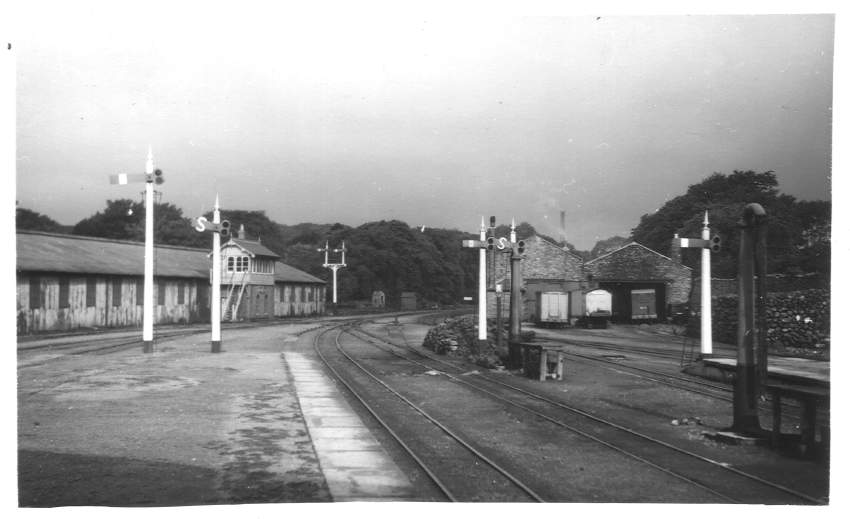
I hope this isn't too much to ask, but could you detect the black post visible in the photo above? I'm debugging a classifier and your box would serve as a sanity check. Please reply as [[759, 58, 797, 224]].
[[496, 290, 503, 353], [732, 203, 766, 435], [509, 251, 523, 342], [754, 215, 769, 391]]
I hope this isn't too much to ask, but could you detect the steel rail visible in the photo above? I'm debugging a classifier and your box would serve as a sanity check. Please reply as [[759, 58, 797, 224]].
[[311, 323, 458, 502], [346, 327, 739, 503], [329, 325, 546, 502], [352, 323, 827, 505]]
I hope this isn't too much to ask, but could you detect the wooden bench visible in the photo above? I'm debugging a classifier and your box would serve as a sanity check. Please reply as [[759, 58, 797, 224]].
[[763, 382, 829, 457], [520, 344, 564, 381]]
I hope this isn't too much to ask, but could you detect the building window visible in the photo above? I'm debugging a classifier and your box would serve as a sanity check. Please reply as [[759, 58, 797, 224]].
[[136, 279, 144, 306], [158, 281, 166, 305], [86, 277, 97, 307], [178, 283, 185, 304], [227, 256, 250, 272], [59, 278, 70, 309], [112, 279, 122, 307], [29, 276, 41, 310]]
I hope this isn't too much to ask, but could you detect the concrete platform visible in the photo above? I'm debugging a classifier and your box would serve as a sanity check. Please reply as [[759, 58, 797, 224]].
[[284, 352, 416, 501], [684, 355, 829, 387]]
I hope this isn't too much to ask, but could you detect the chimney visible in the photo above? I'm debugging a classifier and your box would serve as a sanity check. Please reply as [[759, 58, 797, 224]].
[[238, 224, 246, 240], [671, 233, 682, 264], [560, 210, 567, 247]]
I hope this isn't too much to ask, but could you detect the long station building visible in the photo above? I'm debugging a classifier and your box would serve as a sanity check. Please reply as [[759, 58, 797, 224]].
[[16, 230, 326, 335]]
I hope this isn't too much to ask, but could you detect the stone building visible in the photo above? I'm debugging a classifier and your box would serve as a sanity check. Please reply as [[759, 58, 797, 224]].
[[488, 235, 587, 321], [584, 242, 692, 322]]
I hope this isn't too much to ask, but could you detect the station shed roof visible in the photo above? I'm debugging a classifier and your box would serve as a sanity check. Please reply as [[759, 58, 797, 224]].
[[16, 230, 324, 284]]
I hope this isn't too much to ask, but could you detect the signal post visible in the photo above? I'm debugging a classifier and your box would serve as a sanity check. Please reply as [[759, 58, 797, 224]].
[[110, 147, 164, 353], [675, 211, 722, 356], [462, 217, 526, 361], [192, 197, 232, 353], [318, 242, 347, 304]]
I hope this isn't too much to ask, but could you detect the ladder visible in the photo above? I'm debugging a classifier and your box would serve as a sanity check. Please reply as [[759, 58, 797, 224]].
[[222, 271, 249, 321]]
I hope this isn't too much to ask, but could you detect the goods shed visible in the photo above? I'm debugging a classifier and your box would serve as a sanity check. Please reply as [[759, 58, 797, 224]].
[[488, 235, 586, 321], [16, 230, 325, 334], [583, 242, 692, 323]]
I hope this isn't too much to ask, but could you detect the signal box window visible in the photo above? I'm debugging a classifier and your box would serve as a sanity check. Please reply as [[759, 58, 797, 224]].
[[227, 256, 249, 272], [178, 283, 185, 304], [158, 282, 166, 305]]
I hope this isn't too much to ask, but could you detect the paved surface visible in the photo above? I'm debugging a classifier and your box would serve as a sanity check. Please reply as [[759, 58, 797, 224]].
[[17, 323, 415, 506], [17, 320, 831, 505]]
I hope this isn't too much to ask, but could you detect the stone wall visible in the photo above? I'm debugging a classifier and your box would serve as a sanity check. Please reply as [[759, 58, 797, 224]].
[[688, 288, 830, 354]]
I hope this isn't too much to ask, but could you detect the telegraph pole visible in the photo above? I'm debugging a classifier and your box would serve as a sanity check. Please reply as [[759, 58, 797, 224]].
[[191, 198, 231, 353], [319, 241, 347, 304], [110, 147, 164, 353]]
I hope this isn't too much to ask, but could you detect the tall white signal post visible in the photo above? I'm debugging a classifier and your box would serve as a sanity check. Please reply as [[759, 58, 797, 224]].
[[110, 147, 163, 353], [319, 241, 347, 304], [676, 210, 721, 356], [700, 211, 713, 355], [191, 196, 231, 353], [478, 217, 487, 342]]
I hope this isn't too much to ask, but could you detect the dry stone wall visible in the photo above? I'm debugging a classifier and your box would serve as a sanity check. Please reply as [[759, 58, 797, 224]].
[[689, 288, 829, 356]]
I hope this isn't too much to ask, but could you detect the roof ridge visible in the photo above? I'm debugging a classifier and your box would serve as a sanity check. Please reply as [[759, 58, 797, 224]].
[[16, 229, 210, 253]]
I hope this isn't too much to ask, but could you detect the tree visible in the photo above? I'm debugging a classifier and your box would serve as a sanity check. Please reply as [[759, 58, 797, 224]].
[[630, 171, 830, 277], [16, 207, 64, 233], [72, 199, 209, 248], [589, 236, 630, 259], [216, 209, 287, 254], [72, 199, 144, 240]]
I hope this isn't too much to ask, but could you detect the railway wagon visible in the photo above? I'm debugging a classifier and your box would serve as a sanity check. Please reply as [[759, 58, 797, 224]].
[[581, 289, 612, 329], [630, 288, 658, 321], [535, 291, 569, 328]]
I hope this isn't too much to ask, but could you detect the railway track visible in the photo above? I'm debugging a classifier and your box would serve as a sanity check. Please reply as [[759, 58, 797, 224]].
[[348, 320, 826, 504], [313, 323, 544, 502]]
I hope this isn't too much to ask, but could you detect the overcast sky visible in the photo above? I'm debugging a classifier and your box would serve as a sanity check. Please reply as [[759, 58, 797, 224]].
[[12, 6, 834, 249]]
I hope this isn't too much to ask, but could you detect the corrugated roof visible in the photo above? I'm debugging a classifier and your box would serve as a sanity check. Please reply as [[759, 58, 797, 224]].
[[16, 231, 325, 284]]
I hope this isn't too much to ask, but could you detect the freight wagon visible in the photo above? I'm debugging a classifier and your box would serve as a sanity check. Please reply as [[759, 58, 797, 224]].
[[630, 288, 658, 321], [535, 291, 570, 328], [580, 289, 612, 329]]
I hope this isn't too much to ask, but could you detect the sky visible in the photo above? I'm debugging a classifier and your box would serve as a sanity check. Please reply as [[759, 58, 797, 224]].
[[10, 4, 836, 250]]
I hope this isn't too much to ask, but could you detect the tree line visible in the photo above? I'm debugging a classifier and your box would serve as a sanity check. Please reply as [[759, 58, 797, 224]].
[[17, 170, 830, 303]]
